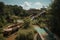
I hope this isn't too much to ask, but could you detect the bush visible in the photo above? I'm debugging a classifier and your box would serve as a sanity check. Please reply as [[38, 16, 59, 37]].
[[23, 17, 32, 29], [16, 29, 35, 40], [0, 34, 5, 40]]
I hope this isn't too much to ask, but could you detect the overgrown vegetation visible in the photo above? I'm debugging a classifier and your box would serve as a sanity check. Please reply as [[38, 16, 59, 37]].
[[15, 28, 35, 40], [48, 0, 60, 37], [0, 0, 60, 40], [0, 34, 5, 40]]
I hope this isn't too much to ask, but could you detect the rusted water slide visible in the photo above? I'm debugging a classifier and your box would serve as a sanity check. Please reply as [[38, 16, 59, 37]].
[[3, 22, 23, 37]]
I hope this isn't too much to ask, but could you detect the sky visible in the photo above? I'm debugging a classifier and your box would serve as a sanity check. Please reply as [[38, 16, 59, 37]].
[[0, 0, 51, 10]]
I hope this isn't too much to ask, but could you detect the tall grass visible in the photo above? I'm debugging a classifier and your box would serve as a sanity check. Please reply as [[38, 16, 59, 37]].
[[16, 28, 35, 40]]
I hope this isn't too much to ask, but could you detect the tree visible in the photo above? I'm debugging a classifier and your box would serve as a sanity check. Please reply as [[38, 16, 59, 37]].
[[13, 5, 23, 16], [0, 2, 5, 26], [49, 0, 60, 37], [0, 2, 4, 15], [23, 17, 31, 29]]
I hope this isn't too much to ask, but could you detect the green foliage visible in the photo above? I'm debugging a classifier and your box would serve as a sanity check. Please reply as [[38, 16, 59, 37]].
[[12, 5, 23, 16], [48, 0, 60, 37], [0, 2, 24, 27], [23, 17, 32, 29], [16, 29, 35, 40], [0, 2, 4, 14], [0, 34, 5, 40]]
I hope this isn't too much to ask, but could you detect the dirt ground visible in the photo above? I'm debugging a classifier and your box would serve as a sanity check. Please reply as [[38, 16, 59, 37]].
[[6, 32, 17, 40]]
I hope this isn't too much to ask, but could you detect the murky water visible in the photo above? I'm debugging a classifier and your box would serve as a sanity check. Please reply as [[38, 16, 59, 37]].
[[33, 25, 56, 40]]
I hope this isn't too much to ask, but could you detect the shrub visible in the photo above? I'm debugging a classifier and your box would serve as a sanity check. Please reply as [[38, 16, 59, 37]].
[[16, 29, 35, 40]]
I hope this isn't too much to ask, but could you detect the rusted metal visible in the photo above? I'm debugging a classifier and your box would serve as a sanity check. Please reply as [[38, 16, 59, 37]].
[[3, 22, 23, 37]]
